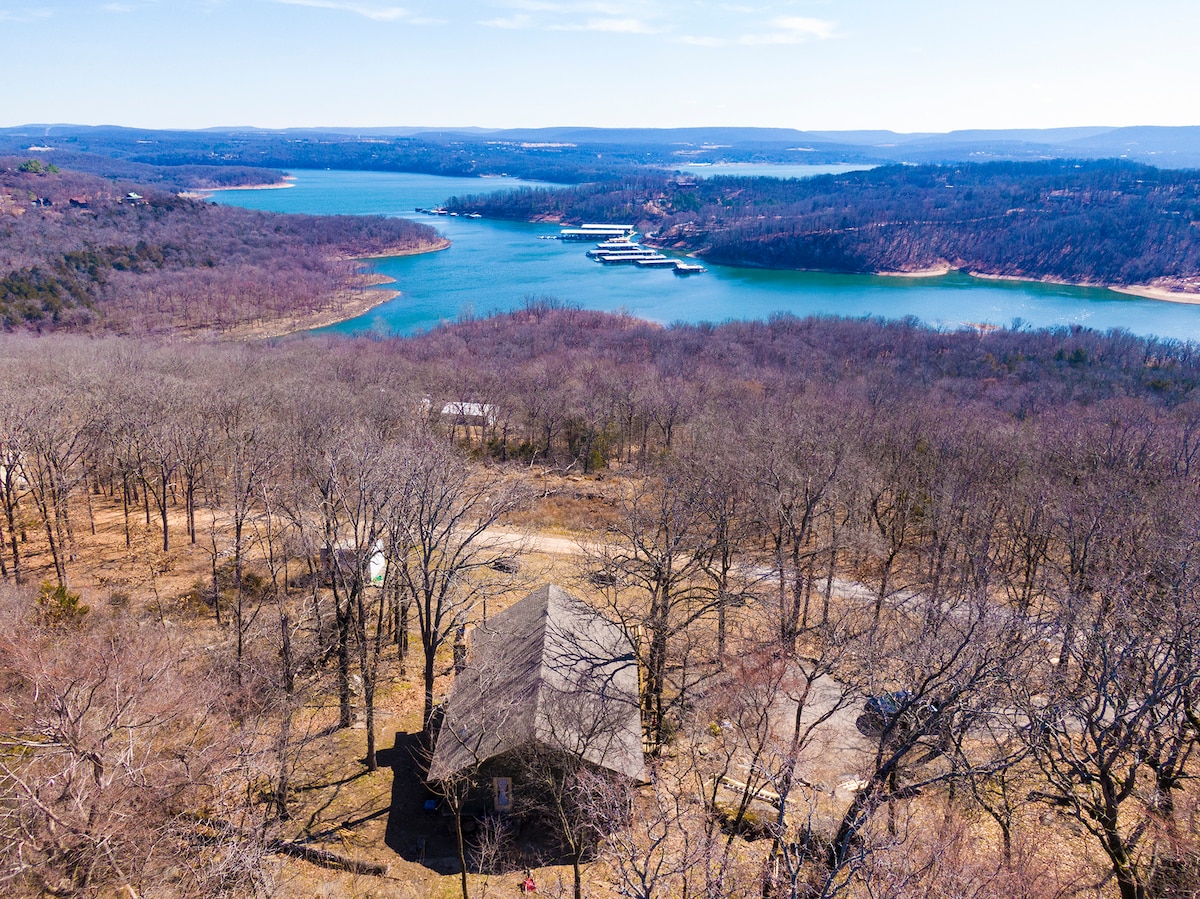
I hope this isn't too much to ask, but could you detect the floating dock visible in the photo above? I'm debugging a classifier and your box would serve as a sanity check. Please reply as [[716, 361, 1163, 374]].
[[552, 225, 706, 274], [597, 253, 667, 264], [590, 245, 669, 263], [587, 238, 641, 253], [560, 223, 637, 240]]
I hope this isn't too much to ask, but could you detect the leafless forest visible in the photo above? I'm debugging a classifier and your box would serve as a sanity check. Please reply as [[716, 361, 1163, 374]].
[[3, 307, 1200, 899], [447, 161, 1200, 290], [0, 160, 442, 334]]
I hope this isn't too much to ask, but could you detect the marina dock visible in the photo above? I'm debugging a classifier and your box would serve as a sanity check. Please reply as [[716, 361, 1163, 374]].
[[552, 223, 707, 274], [560, 223, 637, 240]]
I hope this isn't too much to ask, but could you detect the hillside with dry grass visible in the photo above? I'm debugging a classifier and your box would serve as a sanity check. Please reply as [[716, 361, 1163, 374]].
[[3, 315, 1200, 899]]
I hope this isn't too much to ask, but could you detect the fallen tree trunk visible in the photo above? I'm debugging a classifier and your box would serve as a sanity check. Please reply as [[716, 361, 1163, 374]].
[[185, 814, 389, 877], [269, 839, 390, 876]]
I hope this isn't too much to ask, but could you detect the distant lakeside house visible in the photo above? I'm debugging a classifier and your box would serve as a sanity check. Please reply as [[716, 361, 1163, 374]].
[[439, 401, 497, 428], [427, 584, 646, 816]]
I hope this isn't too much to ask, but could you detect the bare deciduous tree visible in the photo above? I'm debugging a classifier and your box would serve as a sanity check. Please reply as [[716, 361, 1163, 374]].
[[390, 429, 529, 735], [1025, 559, 1200, 899], [587, 467, 720, 749], [0, 587, 217, 896]]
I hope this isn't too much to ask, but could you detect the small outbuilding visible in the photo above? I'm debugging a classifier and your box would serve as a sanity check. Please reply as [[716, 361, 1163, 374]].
[[428, 584, 646, 810], [320, 538, 387, 587]]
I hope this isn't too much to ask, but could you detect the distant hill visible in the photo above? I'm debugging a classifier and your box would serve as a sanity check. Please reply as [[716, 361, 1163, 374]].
[[400, 125, 1200, 168], [4, 124, 1200, 186], [444, 159, 1200, 292]]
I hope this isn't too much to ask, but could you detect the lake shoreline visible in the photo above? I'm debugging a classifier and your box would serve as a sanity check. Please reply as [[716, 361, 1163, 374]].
[[352, 238, 451, 261], [1111, 285, 1200, 306], [179, 177, 296, 199], [675, 258, 1199, 306], [204, 169, 1200, 341], [219, 239, 452, 340], [968, 270, 1200, 304], [876, 265, 954, 279], [730, 263, 1200, 305], [220, 282, 399, 341]]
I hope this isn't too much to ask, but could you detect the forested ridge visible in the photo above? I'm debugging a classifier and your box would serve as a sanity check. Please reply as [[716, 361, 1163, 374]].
[[0, 160, 443, 334], [0, 125, 871, 184], [5, 308, 1200, 897], [11, 124, 1200, 184], [447, 160, 1200, 290]]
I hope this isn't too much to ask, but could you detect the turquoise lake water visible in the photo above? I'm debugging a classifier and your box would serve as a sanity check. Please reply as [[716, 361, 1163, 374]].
[[667, 162, 877, 179], [206, 169, 1200, 340]]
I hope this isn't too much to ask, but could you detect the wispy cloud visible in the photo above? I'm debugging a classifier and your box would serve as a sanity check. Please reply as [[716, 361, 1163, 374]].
[[481, 0, 666, 33], [676, 14, 836, 47], [0, 7, 53, 22], [479, 1, 835, 46], [273, 0, 412, 21], [498, 0, 565, 10], [746, 15, 835, 43], [479, 13, 533, 29], [549, 16, 660, 34]]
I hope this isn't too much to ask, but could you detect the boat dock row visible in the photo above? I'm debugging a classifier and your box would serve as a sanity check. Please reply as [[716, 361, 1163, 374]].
[[559, 223, 637, 240], [415, 208, 482, 218], [578, 235, 707, 274]]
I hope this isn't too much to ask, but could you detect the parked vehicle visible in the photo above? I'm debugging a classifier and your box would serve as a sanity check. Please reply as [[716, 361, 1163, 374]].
[[861, 690, 939, 738]]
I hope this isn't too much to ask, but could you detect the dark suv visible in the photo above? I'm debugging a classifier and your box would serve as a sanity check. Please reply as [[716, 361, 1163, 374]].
[[860, 690, 939, 738]]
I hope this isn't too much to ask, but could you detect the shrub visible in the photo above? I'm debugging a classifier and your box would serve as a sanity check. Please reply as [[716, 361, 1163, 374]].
[[35, 581, 90, 627]]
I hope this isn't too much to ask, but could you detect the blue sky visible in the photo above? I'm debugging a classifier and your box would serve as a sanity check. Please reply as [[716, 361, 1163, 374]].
[[2, 0, 1198, 132]]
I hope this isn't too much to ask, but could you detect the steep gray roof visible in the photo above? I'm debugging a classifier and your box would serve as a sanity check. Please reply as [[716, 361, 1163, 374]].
[[428, 584, 646, 783]]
